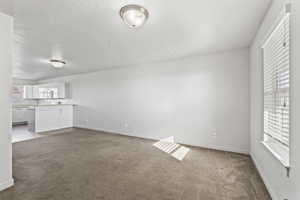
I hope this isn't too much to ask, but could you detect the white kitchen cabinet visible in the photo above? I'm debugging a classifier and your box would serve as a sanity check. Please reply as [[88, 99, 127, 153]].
[[32, 86, 40, 99], [23, 82, 67, 99], [23, 85, 33, 99], [57, 83, 66, 98], [35, 105, 73, 133], [23, 85, 41, 99]]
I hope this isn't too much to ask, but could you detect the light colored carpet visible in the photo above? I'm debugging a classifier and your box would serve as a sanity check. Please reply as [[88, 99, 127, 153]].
[[0, 128, 271, 200]]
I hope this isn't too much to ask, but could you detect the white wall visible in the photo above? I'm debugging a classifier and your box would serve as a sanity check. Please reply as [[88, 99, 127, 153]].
[[0, 13, 14, 191], [41, 48, 250, 154], [250, 0, 300, 199], [290, 1, 300, 198]]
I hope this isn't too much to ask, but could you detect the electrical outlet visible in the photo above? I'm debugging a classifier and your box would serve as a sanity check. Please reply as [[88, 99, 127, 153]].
[[85, 119, 89, 125], [212, 132, 217, 137], [124, 123, 129, 128]]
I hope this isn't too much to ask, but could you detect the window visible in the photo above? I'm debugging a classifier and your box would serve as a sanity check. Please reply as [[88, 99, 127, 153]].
[[262, 12, 290, 167], [38, 87, 58, 99]]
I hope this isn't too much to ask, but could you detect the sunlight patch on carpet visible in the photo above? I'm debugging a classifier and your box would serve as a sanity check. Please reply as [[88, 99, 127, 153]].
[[171, 146, 190, 161], [153, 136, 190, 161]]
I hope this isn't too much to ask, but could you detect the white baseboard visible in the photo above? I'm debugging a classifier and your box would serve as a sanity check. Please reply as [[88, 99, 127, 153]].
[[187, 143, 249, 155], [251, 155, 278, 200], [75, 126, 249, 155], [0, 178, 14, 192]]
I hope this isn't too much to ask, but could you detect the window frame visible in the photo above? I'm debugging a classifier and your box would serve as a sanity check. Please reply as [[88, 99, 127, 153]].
[[260, 6, 291, 169]]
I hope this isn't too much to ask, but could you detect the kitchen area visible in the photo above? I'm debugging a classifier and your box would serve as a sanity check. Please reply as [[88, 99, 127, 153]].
[[12, 81, 74, 143]]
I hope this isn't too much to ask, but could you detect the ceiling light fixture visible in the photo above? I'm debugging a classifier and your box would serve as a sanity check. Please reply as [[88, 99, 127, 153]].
[[120, 5, 149, 28], [50, 59, 66, 68]]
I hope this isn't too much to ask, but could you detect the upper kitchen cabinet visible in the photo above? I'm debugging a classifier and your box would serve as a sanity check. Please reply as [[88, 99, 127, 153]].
[[24, 82, 67, 99], [23, 85, 34, 99]]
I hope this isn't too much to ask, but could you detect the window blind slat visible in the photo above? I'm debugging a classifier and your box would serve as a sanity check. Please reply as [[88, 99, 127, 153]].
[[263, 13, 290, 147]]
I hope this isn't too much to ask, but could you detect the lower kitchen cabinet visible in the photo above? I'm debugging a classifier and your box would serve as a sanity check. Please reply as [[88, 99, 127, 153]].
[[35, 105, 73, 133]]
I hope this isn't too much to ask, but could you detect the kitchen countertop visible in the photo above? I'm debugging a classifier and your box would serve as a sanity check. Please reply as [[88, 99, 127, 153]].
[[13, 105, 36, 108], [35, 104, 75, 106], [13, 104, 75, 108]]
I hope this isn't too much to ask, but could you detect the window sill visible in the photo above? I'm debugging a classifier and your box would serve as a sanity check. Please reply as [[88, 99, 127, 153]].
[[261, 141, 290, 168]]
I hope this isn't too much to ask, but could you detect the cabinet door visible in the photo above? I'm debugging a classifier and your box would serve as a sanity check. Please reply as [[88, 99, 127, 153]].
[[59, 106, 73, 128], [36, 107, 60, 132], [57, 83, 66, 99], [23, 86, 33, 99], [24, 85, 40, 99], [32, 86, 40, 99]]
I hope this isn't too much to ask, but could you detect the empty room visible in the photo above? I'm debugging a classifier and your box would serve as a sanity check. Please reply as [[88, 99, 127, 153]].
[[0, 0, 299, 199]]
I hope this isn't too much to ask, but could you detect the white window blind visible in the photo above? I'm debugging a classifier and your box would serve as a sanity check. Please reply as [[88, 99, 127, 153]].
[[262, 13, 290, 148]]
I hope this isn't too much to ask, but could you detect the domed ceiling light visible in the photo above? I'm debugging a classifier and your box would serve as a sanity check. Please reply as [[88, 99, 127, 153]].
[[120, 5, 149, 28], [50, 59, 66, 68]]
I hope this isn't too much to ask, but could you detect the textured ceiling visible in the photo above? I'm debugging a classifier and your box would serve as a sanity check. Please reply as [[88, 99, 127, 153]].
[[13, 0, 272, 80]]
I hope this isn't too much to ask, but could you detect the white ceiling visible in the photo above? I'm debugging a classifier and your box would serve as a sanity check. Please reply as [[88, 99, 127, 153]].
[[13, 0, 272, 80], [0, 1, 13, 16]]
